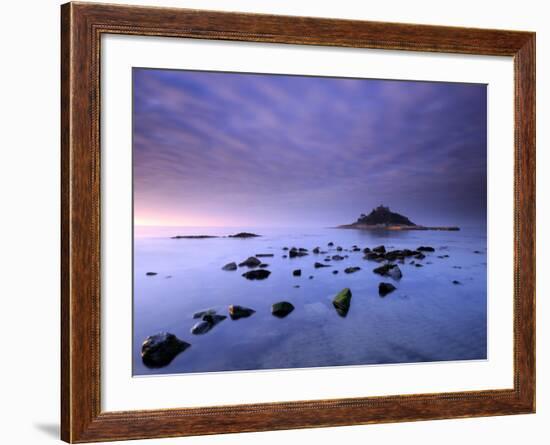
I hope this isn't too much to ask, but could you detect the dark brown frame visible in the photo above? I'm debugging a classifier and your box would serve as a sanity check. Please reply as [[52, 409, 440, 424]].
[[61, 2, 536, 442]]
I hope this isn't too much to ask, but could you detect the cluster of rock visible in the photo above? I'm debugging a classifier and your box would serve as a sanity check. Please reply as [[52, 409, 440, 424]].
[[142, 236, 479, 369]]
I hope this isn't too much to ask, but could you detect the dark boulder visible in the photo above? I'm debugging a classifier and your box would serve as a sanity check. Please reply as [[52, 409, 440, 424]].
[[141, 333, 190, 368], [373, 245, 386, 253], [171, 235, 218, 239], [336, 246, 343, 251], [332, 270, 339, 274], [332, 254, 345, 261], [379, 282, 396, 297], [222, 262, 237, 271], [313, 247, 321, 254], [256, 253, 274, 258], [293, 269, 302, 277], [344, 267, 361, 274], [452, 280, 461, 285], [415, 263, 423, 267], [417, 246, 435, 252], [238, 256, 262, 268], [242, 269, 271, 280], [414, 253, 425, 260], [289, 248, 309, 258], [259, 263, 269, 268], [373, 263, 402, 280], [271, 301, 295, 318], [146, 272, 158, 276], [229, 305, 255, 320], [328, 242, 334, 246]]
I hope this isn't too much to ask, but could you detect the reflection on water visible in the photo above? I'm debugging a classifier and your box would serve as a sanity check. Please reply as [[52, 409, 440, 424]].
[[133, 226, 487, 375]]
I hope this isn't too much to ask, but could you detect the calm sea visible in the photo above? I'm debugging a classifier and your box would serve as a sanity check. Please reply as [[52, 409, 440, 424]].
[[133, 225, 487, 375]]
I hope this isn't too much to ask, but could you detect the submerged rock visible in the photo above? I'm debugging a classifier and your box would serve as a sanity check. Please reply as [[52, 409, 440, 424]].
[[145, 272, 158, 276], [336, 246, 343, 251], [242, 269, 271, 280], [229, 232, 260, 238], [271, 301, 295, 318], [192, 308, 217, 319], [293, 269, 302, 277], [373, 263, 402, 280], [256, 253, 274, 258], [328, 242, 334, 247], [452, 280, 461, 285], [309, 275, 314, 279], [313, 247, 321, 254], [352, 247, 361, 252], [373, 245, 386, 253], [332, 270, 339, 274], [259, 263, 269, 268], [314, 262, 331, 268], [332, 254, 345, 261], [229, 305, 255, 320], [289, 248, 309, 258], [417, 246, 435, 252], [222, 262, 237, 271], [332, 288, 352, 317], [141, 333, 190, 368], [238, 256, 262, 268], [415, 263, 423, 267], [414, 253, 426, 260], [363, 247, 371, 254], [344, 267, 361, 274], [379, 282, 396, 297], [191, 314, 227, 335]]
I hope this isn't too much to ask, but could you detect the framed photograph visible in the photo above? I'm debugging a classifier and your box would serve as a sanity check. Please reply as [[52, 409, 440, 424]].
[[61, 2, 535, 442]]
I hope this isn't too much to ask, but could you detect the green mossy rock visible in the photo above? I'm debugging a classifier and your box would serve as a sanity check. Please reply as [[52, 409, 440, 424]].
[[332, 288, 352, 317]]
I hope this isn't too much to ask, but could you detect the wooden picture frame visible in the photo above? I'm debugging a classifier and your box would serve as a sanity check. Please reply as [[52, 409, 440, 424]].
[[61, 2, 535, 442]]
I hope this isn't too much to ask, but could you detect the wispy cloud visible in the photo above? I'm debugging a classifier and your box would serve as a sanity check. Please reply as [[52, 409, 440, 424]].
[[133, 69, 486, 227]]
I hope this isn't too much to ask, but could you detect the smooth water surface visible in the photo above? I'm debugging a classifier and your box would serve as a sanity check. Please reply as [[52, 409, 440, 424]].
[[133, 226, 487, 375]]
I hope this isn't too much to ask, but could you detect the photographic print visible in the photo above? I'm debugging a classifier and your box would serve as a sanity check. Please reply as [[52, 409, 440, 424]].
[[133, 68, 487, 375]]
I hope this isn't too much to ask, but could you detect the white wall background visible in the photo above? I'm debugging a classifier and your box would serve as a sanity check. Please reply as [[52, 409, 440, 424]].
[[0, 1, 546, 444]]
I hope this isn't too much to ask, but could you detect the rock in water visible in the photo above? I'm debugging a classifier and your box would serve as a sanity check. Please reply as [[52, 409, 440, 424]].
[[259, 263, 269, 268], [328, 242, 334, 247], [242, 269, 271, 280], [192, 308, 217, 319], [344, 267, 361, 274], [256, 253, 274, 257], [452, 280, 461, 285], [332, 288, 352, 317], [238, 256, 262, 267], [141, 333, 190, 368], [293, 269, 302, 277], [373, 264, 402, 280], [373, 245, 386, 253], [229, 232, 260, 238], [379, 282, 396, 297], [332, 255, 345, 261], [289, 248, 309, 258], [222, 262, 237, 271], [332, 270, 339, 274], [272, 301, 295, 318], [146, 272, 158, 276], [313, 247, 321, 254], [314, 262, 331, 268], [191, 314, 227, 335], [417, 246, 435, 252], [229, 305, 255, 320]]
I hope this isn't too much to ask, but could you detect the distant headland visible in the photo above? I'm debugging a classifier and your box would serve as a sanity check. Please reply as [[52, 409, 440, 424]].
[[337, 205, 460, 231]]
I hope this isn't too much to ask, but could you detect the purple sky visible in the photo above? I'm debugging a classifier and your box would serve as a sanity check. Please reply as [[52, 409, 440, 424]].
[[133, 68, 486, 228]]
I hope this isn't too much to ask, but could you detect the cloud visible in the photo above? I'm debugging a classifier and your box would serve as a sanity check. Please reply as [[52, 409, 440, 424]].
[[133, 69, 487, 227]]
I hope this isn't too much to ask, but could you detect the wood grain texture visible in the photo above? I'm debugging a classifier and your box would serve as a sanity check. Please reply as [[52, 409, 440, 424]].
[[60, 2, 536, 442]]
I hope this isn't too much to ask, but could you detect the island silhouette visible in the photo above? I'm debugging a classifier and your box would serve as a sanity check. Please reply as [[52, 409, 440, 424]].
[[338, 205, 459, 231]]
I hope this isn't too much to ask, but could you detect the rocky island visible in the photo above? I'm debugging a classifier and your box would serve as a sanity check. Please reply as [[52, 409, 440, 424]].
[[337, 205, 459, 231]]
